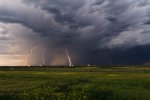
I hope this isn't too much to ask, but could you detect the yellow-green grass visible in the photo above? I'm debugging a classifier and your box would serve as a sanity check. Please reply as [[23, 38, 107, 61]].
[[1, 67, 150, 100]]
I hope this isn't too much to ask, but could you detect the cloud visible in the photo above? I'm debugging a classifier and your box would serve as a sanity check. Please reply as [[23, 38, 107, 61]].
[[0, 0, 150, 65]]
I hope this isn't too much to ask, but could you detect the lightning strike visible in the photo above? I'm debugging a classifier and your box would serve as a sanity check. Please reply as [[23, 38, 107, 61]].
[[65, 49, 72, 67], [42, 48, 46, 66], [25, 45, 42, 66]]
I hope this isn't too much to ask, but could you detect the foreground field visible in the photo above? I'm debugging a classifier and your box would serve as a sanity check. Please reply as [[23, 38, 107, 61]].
[[1, 66, 150, 100]]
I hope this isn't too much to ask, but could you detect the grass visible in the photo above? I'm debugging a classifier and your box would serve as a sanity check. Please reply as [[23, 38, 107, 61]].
[[1, 66, 150, 100]]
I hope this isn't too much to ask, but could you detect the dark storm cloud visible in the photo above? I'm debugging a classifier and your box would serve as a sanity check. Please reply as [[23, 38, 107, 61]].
[[0, 0, 150, 65]]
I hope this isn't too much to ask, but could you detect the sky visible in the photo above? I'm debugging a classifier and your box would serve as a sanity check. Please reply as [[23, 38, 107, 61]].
[[0, 0, 150, 66]]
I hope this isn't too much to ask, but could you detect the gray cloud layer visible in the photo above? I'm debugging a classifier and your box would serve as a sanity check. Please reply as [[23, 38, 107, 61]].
[[0, 0, 150, 65]]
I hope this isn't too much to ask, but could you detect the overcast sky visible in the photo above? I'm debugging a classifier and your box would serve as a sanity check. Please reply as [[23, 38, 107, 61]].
[[0, 0, 150, 66]]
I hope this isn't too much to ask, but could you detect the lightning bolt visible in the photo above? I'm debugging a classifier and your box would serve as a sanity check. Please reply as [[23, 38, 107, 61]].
[[0, 44, 43, 66], [23, 50, 30, 66], [25, 45, 42, 66], [65, 49, 72, 67], [42, 48, 46, 66]]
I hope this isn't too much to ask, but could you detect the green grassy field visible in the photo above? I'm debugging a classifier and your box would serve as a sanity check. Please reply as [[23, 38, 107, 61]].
[[1, 66, 150, 100]]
